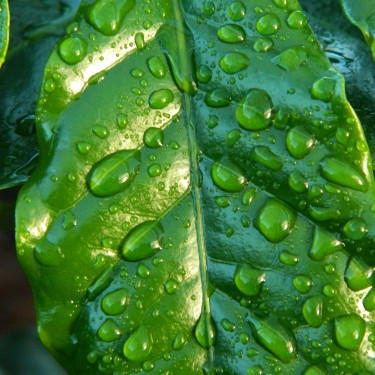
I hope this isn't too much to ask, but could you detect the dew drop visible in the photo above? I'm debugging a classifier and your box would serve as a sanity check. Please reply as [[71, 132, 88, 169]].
[[196, 65, 212, 83], [363, 288, 375, 311], [288, 171, 308, 193], [165, 279, 179, 294], [34, 241, 63, 267], [137, 263, 151, 279], [173, 332, 187, 350], [77, 142, 91, 155], [131, 68, 144, 78], [234, 264, 265, 296], [195, 313, 216, 349], [135, 32, 145, 49], [253, 37, 273, 53], [121, 220, 164, 261], [87, 150, 140, 197], [92, 125, 109, 139], [311, 77, 336, 102], [343, 218, 368, 240], [228, 2, 246, 21], [219, 52, 250, 74], [273, 0, 288, 8], [303, 366, 326, 375], [211, 157, 247, 192], [101, 288, 129, 315], [214, 196, 231, 208], [123, 326, 153, 362], [236, 89, 273, 131], [287, 10, 307, 29], [256, 14, 281, 35], [204, 88, 231, 107], [149, 89, 174, 109], [344, 257, 372, 292], [247, 366, 264, 375], [279, 250, 298, 266], [250, 146, 283, 171], [286, 126, 315, 159], [221, 318, 236, 332], [217, 24, 246, 43], [225, 129, 241, 147], [293, 275, 313, 294], [58, 37, 87, 65], [147, 56, 167, 79], [334, 314, 366, 351], [62, 210, 77, 230], [242, 188, 256, 206], [98, 319, 122, 342], [117, 113, 128, 129], [302, 296, 323, 327], [308, 227, 343, 261], [202, 0, 215, 15], [148, 163, 162, 177], [272, 48, 305, 71], [143, 127, 164, 148], [255, 199, 296, 243]]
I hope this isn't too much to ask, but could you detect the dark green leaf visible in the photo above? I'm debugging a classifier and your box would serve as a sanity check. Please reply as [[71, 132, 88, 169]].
[[16, 0, 375, 373], [0, 0, 79, 189], [0, 0, 9, 68]]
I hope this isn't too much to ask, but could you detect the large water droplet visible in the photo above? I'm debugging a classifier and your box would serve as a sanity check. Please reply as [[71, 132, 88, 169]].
[[320, 157, 368, 192], [204, 88, 231, 107], [344, 257, 373, 292], [143, 127, 164, 148], [302, 296, 323, 327], [87, 150, 140, 197], [308, 227, 343, 261], [236, 89, 273, 131], [363, 288, 375, 311], [234, 264, 265, 296], [253, 37, 273, 52], [279, 250, 299, 266], [293, 275, 313, 294], [219, 52, 250, 74], [311, 77, 336, 102], [251, 146, 283, 171], [92, 125, 109, 139], [287, 10, 307, 29], [334, 314, 366, 351], [86, 0, 135, 36], [228, 1, 246, 21], [254, 199, 296, 243], [98, 319, 122, 342], [286, 126, 315, 159], [58, 37, 87, 65], [123, 326, 153, 362], [249, 317, 296, 363], [147, 56, 167, 79], [195, 313, 216, 349], [101, 288, 129, 315], [196, 65, 212, 83], [217, 24, 246, 43], [149, 89, 174, 109], [343, 218, 368, 240], [121, 220, 164, 261], [256, 14, 281, 35], [288, 171, 308, 193], [211, 157, 247, 192]]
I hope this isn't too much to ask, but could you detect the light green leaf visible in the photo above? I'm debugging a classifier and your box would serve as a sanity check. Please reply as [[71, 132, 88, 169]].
[[16, 0, 375, 373]]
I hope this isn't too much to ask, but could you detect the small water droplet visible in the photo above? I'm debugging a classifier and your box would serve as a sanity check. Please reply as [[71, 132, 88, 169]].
[[98, 319, 122, 342], [196, 65, 212, 83], [62, 210, 77, 230], [211, 157, 247, 192], [147, 56, 167, 78], [253, 37, 273, 52], [121, 220, 164, 261], [117, 113, 128, 129], [149, 88, 174, 109], [131, 68, 144, 78], [77, 142, 92, 155], [303, 365, 326, 375], [308, 227, 343, 260], [137, 263, 151, 279], [143, 127, 164, 148], [88, 150, 140, 197], [148, 163, 162, 177], [101, 288, 129, 315], [343, 218, 368, 240], [58, 37, 87, 65], [334, 314, 366, 351], [279, 250, 298, 266], [256, 14, 281, 35], [311, 77, 336, 102], [221, 318, 236, 332], [234, 264, 265, 296], [286, 126, 315, 159], [135, 32, 145, 49], [302, 296, 323, 327], [293, 275, 313, 294], [204, 88, 232, 107], [92, 125, 110, 139], [288, 171, 308, 192], [173, 332, 187, 350], [164, 279, 179, 294], [251, 146, 283, 171], [236, 89, 273, 131], [123, 326, 153, 362], [195, 313, 216, 349], [219, 52, 250, 74], [225, 129, 241, 147], [255, 199, 296, 243], [218, 24, 246, 43], [228, 1, 246, 21], [344, 257, 372, 291], [363, 288, 375, 311], [287, 10, 307, 29]]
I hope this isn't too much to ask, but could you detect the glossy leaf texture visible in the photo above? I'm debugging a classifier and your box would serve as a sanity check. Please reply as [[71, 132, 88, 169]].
[[16, 0, 375, 374], [0, 0, 9, 68], [0, 0, 79, 189], [338, 0, 375, 60]]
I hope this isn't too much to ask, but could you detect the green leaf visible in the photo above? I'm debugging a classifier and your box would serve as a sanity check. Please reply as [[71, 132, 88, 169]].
[[0, 0, 9, 68], [16, 0, 375, 373], [338, 0, 375, 60], [0, 0, 79, 189]]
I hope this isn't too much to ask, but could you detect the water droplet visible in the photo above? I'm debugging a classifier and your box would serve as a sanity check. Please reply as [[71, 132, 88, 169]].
[[149, 88, 174, 109], [165, 279, 179, 294], [323, 284, 336, 298], [272, 48, 306, 71], [256, 14, 281, 35], [58, 37, 87, 65], [77, 142, 91, 155], [196, 65, 212, 83], [343, 218, 368, 240], [44, 79, 56, 93], [214, 196, 231, 208], [311, 77, 336, 102], [308, 227, 343, 260], [135, 32, 145, 49], [247, 366, 264, 375], [101, 288, 129, 315], [123, 326, 153, 362], [242, 188, 256, 206], [121, 220, 164, 261], [173, 332, 187, 350], [253, 37, 273, 52], [219, 52, 250, 74], [236, 89, 273, 131], [143, 361, 154, 372], [148, 163, 162, 177], [62, 210, 77, 230], [131, 68, 144, 78], [217, 24, 246, 43], [211, 157, 247, 192], [117, 113, 128, 129], [249, 317, 296, 363], [98, 319, 122, 342], [320, 157, 368, 192], [137, 263, 151, 279], [273, 0, 288, 8], [254, 199, 296, 243], [225, 129, 241, 147], [195, 313, 216, 349], [363, 288, 375, 311], [221, 318, 236, 332], [303, 365, 326, 375], [87, 150, 140, 197], [334, 314, 366, 351], [204, 88, 231, 107], [93, 125, 109, 139], [234, 264, 265, 296], [207, 115, 219, 129], [287, 10, 307, 29], [344, 257, 373, 291], [293, 275, 313, 294], [251, 146, 283, 171], [202, 0, 215, 15], [228, 2, 246, 21], [302, 296, 323, 327], [86, 0, 135, 36], [143, 127, 164, 148], [286, 126, 315, 159], [34, 241, 63, 266], [279, 250, 298, 266], [288, 171, 308, 193], [147, 56, 167, 79]]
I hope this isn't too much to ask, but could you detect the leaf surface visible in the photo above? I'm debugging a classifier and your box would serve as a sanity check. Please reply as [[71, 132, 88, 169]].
[[16, 0, 375, 373], [0, 0, 9, 68]]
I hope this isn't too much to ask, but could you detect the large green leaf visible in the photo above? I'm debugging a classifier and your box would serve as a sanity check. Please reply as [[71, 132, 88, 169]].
[[0, 0, 9, 68], [0, 0, 79, 189], [16, 0, 375, 373], [338, 0, 375, 60]]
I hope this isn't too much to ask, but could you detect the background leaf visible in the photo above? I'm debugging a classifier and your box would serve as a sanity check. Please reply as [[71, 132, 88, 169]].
[[0, 0, 9, 68], [0, 0, 79, 189], [16, 0, 375, 374]]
